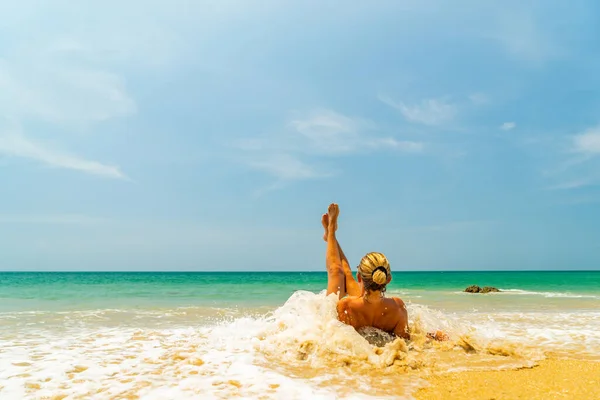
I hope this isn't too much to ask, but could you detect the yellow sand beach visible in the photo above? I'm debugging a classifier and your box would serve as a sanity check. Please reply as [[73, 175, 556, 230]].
[[415, 358, 600, 400]]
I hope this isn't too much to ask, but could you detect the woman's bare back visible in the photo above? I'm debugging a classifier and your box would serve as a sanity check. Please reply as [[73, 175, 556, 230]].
[[336, 296, 410, 340]]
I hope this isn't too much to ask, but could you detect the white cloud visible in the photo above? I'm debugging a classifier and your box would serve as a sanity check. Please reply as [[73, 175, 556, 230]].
[[573, 127, 600, 155], [0, 2, 185, 69], [288, 109, 421, 154], [366, 137, 424, 152], [501, 122, 516, 130], [0, 36, 136, 179], [291, 110, 359, 136], [238, 109, 423, 182], [543, 126, 600, 190], [0, 58, 136, 124], [378, 94, 456, 126], [468, 93, 490, 105], [249, 153, 330, 181], [289, 109, 363, 155], [288, 110, 384, 155], [546, 179, 594, 191], [0, 132, 126, 179], [489, 9, 562, 64]]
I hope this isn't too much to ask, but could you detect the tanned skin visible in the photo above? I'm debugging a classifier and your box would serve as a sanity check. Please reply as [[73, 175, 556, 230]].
[[324, 203, 346, 298], [321, 212, 361, 297], [323, 203, 410, 340]]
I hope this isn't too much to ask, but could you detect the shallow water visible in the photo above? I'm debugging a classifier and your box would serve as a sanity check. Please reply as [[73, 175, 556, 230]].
[[0, 272, 599, 399]]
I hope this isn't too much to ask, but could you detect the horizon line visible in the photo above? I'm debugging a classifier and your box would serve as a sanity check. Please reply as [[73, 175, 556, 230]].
[[0, 269, 598, 273]]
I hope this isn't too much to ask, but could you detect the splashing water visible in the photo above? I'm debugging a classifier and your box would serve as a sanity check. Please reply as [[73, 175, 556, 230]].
[[3, 287, 596, 399]]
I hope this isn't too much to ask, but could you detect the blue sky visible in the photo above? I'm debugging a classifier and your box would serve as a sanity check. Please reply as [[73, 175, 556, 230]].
[[1, 1, 599, 271]]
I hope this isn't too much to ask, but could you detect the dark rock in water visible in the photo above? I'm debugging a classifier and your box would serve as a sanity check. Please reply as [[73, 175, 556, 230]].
[[358, 326, 396, 347], [481, 286, 501, 293], [464, 285, 481, 293], [464, 285, 501, 293]]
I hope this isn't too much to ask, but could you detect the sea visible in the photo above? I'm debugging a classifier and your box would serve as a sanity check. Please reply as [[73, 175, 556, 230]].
[[1, 271, 599, 399]]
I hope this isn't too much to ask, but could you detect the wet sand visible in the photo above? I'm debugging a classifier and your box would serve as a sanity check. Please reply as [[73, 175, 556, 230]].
[[415, 358, 600, 400]]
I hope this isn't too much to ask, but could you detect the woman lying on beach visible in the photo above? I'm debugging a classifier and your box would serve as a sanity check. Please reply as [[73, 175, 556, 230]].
[[323, 203, 447, 341]]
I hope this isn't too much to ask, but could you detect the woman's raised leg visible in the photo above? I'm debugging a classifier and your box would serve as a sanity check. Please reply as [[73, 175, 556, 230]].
[[325, 204, 346, 298], [322, 206, 361, 297]]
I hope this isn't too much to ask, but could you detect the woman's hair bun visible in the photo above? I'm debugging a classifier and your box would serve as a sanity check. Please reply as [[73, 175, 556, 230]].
[[372, 266, 387, 285]]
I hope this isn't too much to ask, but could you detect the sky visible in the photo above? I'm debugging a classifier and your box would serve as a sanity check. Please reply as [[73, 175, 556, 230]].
[[1, 0, 600, 271]]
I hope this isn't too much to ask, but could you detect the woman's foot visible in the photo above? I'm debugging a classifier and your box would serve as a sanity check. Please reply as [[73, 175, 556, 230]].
[[427, 330, 450, 341], [322, 204, 339, 241]]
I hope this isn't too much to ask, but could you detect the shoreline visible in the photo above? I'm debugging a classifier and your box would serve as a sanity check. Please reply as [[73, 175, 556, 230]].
[[414, 358, 600, 400]]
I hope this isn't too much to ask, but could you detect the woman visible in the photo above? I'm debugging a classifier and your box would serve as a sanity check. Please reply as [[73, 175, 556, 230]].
[[323, 203, 446, 341]]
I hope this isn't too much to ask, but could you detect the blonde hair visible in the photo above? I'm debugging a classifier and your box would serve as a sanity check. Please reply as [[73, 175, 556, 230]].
[[357, 252, 391, 293]]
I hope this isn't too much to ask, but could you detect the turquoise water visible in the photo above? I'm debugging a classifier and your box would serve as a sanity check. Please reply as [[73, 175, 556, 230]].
[[1, 271, 598, 312], [1, 271, 599, 398]]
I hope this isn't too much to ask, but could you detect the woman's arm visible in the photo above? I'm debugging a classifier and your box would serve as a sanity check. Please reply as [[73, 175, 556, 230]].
[[392, 298, 411, 340]]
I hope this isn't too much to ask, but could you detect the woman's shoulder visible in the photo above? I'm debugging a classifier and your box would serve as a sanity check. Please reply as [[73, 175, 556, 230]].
[[336, 296, 361, 324], [337, 296, 364, 314], [337, 295, 360, 307], [389, 296, 407, 309]]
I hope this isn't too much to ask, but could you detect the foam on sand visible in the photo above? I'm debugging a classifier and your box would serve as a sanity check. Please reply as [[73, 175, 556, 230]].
[[1, 290, 598, 399]]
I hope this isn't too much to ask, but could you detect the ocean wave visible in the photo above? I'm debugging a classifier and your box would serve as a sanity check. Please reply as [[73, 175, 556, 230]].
[[498, 289, 600, 299], [451, 288, 599, 299], [1, 290, 598, 399], [0, 291, 426, 399]]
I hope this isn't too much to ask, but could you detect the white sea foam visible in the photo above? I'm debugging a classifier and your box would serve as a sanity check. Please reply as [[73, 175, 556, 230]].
[[1, 290, 599, 399], [0, 292, 417, 399], [452, 288, 600, 299], [498, 289, 600, 299]]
